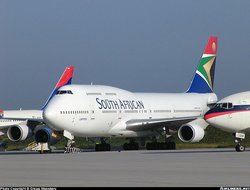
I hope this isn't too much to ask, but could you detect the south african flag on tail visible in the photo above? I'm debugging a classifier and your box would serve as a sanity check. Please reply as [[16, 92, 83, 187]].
[[186, 36, 218, 93]]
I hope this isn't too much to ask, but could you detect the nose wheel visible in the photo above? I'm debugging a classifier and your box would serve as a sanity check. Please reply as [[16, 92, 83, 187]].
[[235, 144, 245, 152], [234, 132, 246, 152]]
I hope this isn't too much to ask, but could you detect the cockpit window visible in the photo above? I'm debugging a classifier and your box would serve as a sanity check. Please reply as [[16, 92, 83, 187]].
[[222, 103, 228, 109], [56, 90, 73, 95], [214, 102, 233, 109], [214, 103, 220, 108]]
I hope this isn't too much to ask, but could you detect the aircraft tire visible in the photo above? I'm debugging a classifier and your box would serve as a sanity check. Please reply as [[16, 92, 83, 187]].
[[146, 142, 158, 150], [239, 145, 245, 152], [95, 143, 111, 151], [146, 142, 176, 150], [235, 145, 245, 152], [167, 142, 176, 150], [123, 142, 139, 150]]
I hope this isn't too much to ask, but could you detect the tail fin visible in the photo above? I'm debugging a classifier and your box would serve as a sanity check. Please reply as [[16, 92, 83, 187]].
[[41, 66, 74, 110], [186, 36, 218, 93]]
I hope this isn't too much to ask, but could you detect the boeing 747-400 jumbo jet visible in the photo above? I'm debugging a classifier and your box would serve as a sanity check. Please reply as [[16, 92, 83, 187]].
[[205, 91, 250, 152], [1, 36, 218, 152], [40, 36, 218, 151]]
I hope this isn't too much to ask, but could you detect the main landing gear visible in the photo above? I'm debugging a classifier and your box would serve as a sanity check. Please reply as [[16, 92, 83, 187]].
[[146, 128, 176, 150], [64, 139, 81, 153], [146, 141, 176, 150], [146, 136, 176, 150], [123, 138, 140, 150], [234, 132, 246, 152], [95, 138, 111, 151]]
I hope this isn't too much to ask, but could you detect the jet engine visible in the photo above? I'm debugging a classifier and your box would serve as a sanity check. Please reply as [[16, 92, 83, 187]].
[[34, 127, 62, 145], [7, 124, 32, 141], [178, 119, 208, 143]]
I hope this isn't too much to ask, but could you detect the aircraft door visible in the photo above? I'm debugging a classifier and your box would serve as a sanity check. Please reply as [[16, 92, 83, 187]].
[[148, 104, 152, 119], [118, 110, 122, 120], [171, 104, 175, 118], [72, 112, 76, 127], [89, 104, 95, 120]]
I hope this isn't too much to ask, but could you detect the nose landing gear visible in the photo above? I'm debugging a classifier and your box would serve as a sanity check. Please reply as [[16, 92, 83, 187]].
[[234, 132, 246, 152]]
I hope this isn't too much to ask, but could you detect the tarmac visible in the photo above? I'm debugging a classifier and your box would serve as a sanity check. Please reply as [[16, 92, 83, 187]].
[[0, 148, 250, 187]]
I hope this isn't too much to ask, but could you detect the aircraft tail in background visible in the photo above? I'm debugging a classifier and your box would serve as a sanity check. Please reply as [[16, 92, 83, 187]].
[[41, 66, 74, 110], [186, 36, 218, 93]]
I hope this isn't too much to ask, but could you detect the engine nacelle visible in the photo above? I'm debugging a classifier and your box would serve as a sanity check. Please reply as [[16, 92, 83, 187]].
[[35, 127, 62, 145], [178, 119, 208, 143], [7, 124, 32, 141]]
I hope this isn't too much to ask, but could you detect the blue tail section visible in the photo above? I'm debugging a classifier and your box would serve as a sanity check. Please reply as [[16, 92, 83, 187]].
[[187, 71, 215, 93]]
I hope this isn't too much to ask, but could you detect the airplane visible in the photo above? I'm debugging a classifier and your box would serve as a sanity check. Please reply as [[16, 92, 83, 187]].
[[0, 66, 74, 148], [204, 91, 250, 152], [41, 36, 219, 151]]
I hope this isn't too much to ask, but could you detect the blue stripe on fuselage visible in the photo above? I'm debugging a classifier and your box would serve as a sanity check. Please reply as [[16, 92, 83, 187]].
[[206, 105, 250, 115]]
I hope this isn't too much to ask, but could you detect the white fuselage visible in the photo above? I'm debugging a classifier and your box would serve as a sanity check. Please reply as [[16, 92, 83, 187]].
[[43, 85, 217, 138], [205, 91, 250, 133]]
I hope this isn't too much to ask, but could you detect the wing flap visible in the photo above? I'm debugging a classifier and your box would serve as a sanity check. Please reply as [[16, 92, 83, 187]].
[[0, 110, 43, 122], [125, 116, 199, 131]]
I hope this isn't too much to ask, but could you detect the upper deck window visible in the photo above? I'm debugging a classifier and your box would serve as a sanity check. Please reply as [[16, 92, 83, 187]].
[[56, 90, 73, 95]]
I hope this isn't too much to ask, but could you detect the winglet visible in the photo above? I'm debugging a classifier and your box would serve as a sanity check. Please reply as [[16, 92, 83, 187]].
[[41, 66, 74, 110], [186, 36, 218, 93]]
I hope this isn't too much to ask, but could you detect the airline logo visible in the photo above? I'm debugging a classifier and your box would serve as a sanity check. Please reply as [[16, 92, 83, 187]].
[[197, 37, 217, 90], [96, 98, 144, 110], [187, 36, 217, 93]]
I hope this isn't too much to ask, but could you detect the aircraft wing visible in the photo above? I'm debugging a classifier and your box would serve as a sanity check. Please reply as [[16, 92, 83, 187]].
[[0, 110, 43, 122], [125, 116, 200, 131]]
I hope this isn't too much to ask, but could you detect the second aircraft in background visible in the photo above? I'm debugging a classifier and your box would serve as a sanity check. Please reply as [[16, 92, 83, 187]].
[[0, 66, 74, 151]]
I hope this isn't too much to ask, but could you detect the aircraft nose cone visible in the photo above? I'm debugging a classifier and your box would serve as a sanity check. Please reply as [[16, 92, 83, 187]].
[[43, 106, 58, 128], [204, 109, 213, 121], [204, 112, 210, 121], [204, 109, 218, 127]]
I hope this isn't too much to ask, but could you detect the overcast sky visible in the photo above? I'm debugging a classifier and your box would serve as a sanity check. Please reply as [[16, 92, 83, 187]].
[[1, 0, 250, 109]]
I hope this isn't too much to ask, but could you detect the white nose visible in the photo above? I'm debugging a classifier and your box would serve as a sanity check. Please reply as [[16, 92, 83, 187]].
[[43, 106, 58, 129]]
